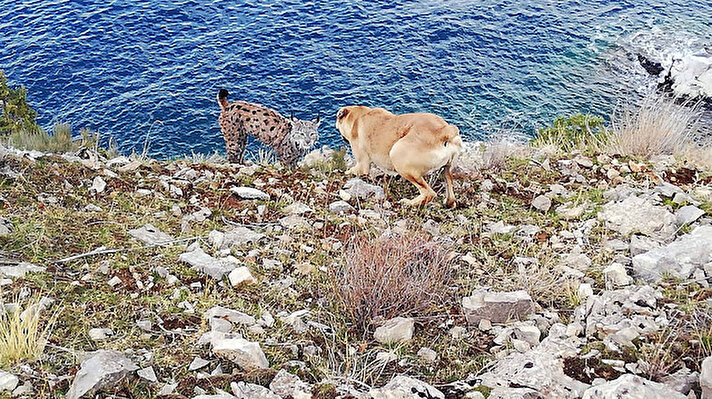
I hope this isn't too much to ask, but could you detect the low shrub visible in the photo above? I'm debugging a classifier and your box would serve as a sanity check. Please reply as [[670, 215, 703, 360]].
[[332, 231, 456, 329], [531, 113, 609, 153]]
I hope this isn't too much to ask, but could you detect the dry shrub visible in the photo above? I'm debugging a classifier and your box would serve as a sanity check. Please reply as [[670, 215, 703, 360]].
[[333, 232, 455, 329], [609, 97, 707, 161]]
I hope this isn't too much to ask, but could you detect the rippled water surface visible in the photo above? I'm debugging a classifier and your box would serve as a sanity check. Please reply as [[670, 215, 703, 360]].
[[1, 0, 710, 157]]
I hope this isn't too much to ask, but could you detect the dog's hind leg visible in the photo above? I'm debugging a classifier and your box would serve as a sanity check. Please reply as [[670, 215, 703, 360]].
[[443, 163, 456, 208], [400, 174, 436, 207]]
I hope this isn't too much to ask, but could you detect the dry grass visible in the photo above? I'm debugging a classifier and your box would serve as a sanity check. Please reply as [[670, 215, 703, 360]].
[[332, 232, 456, 329], [637, 323, 686, 382], [608, 97, 711, 169], [0, 298, 56, 367]]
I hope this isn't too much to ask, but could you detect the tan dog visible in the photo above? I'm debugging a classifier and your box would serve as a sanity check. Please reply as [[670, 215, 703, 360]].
[[335, 105, 463, 208]]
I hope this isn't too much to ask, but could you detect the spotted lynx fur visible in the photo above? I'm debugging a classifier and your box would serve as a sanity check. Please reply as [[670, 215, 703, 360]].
[[217, 89, 319, 166]]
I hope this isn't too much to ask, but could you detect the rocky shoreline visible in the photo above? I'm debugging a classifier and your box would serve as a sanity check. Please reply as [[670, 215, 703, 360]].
[[0, 142, 711, 399]]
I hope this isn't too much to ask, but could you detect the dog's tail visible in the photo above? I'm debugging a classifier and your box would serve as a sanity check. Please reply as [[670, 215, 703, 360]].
[[217, 89, 229, 110]]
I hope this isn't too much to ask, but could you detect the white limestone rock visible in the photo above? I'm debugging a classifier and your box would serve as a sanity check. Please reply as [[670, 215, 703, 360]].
[[701, 356, 712, 399], [231, 381, 280, 399], [374, 317, 415, 344], [0, 371, 18, 392], [582, 374, 686, 399], [632, 226, 712, 282], [531, 195, 552, 212], [212, 338, 269, 370], [230, 186, 269, 200], [204, 306, 256, 326], [343, 178, 385, 200], [462, 290, 534, 325], [598, 196, 676, 238], [268, 369, 312, 399], [66, 350, 139, 399], [127, 224, 174, 246], [228, 267, 256, 287], [179, 247, 236, 280], [367, 375, 444, 399]]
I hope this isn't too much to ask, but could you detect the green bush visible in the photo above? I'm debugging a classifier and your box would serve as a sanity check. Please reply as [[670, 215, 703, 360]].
[[531, 113, 609, 153], [0, 71, 41, 135]]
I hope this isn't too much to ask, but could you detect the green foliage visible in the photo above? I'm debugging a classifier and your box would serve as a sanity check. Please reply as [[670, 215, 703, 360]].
[[0, 70, 41, 135], [532, 113, 609, 153]]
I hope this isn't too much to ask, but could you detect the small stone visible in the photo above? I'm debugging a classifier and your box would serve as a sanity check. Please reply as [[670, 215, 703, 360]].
[[532, 195, 552, 212], [204, 306, 256, 326], [189, 357, 210, 371], [231, 381, 280, 399], [136, 320, 152, 331], [212, 338, 269, 369], [107, 276, 122, 287], [676, 205, 705, 226], [230, 186, 269, 200], [450, 326, 467, 339], [269, 369, 312, 399], [157, 382, 178, 396], [582, 374, 686, 399], [342, 178, 385, 200], [0, 371, 18, 392], [228, 267, 256, 287], [127, 224, 174, 246], [604, 263, 633, 287], [417, 347, 438, 363], [374, 317, 415, 344], [137, 367, 157, 383], [90, 176, 107, 194], [578, 283, 594, 299], [88, 328, 113, 341], [368, 375, 444, 399], [179, 246, 236, 280], [478, 319, 492, 332], [65, 350, 139, 399], [463, 290, 534, 325], [278, 215, 310, 230], [283, 202, 312, 215], [329, 200, 355, 213], [513, 323, 541, 345], [82, 204, 103, 213], [701, 356, 712, 399]]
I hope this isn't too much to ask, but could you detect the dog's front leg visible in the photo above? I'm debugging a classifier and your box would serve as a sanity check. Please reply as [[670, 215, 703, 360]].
[[346, 149, 371, 176]]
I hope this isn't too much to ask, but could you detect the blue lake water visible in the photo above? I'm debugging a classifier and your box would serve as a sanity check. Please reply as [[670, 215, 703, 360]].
[[1, 0, 710, 158]]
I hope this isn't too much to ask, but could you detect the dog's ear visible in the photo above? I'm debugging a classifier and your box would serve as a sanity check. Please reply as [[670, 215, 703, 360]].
[[336, 108, 349, 120]]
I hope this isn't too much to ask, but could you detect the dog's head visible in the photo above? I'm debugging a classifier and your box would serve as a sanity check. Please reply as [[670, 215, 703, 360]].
[[335, 106, 368, 143]]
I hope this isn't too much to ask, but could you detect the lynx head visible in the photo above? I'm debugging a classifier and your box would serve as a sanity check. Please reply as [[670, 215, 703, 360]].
[[287, 115, 320, 152]]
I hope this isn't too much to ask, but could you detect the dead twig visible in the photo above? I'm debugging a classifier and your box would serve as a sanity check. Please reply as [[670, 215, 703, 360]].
[[53, 236, 202, 264]]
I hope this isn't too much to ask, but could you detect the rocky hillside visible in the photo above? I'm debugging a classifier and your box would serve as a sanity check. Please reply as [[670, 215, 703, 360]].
[[0, 142, 711, 399]]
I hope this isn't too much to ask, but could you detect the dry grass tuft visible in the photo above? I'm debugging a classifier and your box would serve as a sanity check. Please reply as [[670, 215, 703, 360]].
[[608, 97, 710, 169], [0, 298, 56, 367], [332, 232, 456, 329]]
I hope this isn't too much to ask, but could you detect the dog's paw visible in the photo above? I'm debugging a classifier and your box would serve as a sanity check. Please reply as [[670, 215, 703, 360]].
[[445, 199, 456, 209]]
